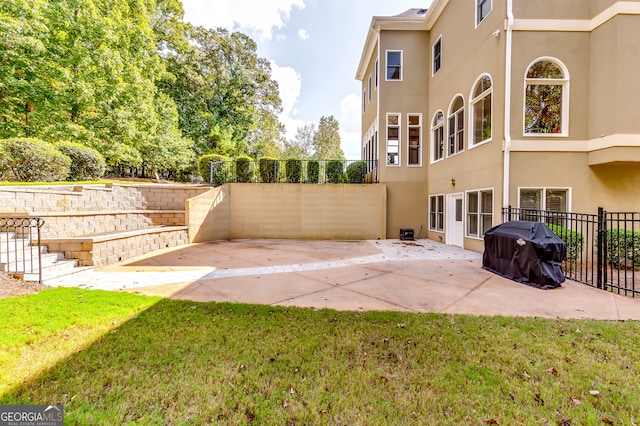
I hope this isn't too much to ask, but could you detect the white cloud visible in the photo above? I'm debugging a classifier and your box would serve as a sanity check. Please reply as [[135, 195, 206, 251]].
[[269, 61, 306, 140], [297, 28, 309, 40], [339, 93, 362, 159], [182, 0, 305, 41]]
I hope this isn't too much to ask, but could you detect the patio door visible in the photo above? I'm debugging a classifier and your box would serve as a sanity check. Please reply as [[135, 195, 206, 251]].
[[446, 193, 464, 248]]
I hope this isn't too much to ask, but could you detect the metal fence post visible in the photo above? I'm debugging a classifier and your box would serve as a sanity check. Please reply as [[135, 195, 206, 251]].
[[596, 206, 604, 290]]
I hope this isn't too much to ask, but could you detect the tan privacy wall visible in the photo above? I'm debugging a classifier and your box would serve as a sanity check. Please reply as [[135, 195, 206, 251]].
[[187, 183, 387, 241], [187, 186, 231, 243]]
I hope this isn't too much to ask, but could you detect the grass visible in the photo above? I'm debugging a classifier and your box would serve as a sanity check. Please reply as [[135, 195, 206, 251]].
[[1, 288, 639, 425]]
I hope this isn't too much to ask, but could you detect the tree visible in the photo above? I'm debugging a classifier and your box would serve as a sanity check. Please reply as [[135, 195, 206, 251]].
[[313, 116, 344, 160], [282, 122, 315, 159], [160, 25, 284, 158], [0, 0, 191, 175]]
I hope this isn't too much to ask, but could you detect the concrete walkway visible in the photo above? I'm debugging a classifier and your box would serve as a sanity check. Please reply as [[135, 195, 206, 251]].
[[46, 239, 640, 320]]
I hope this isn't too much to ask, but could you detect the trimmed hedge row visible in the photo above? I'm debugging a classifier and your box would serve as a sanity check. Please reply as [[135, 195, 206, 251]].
[[547, 223, 584, 264], [605, 228, 640, 270], [0, 138, 105, 182]]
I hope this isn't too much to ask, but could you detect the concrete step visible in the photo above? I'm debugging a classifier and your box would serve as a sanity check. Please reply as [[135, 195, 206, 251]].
[[1, 252, 65, 271], [42, 266, 96, 286], [19, 259, 81, 282]]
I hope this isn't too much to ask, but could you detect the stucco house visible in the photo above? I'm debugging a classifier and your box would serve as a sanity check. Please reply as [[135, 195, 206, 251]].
[[356, 0, 640, 252]]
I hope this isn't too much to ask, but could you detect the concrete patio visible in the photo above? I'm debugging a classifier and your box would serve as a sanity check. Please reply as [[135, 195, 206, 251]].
[[46, 239, 640, 320]]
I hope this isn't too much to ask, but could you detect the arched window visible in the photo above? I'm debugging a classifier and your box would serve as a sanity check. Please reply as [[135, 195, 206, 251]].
[[448, 96, 465, 156], [470, 75, 492, 146], [431, 111, 444, 162], [524, 58, 569, 135]]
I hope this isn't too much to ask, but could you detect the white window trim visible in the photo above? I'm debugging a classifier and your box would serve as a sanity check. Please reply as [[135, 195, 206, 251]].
[[432, 35, 442, 77], [447, 94, 465, 158], [386, 112, 401, 167], [465, 188, 494, 239], [469, 73, 493, 149], [523, 56, 570, 138], [385, 50, 403, 81], [368, 75, 372, 103], [407, 113, 422, 167], [517, 187, 572, 211], [429, 194, 445, 232], [430, 110, 445, 164], [475, 0, 492, 27]]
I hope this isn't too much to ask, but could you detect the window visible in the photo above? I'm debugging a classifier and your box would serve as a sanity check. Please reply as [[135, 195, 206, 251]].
[[448, 96, 465, 156], [476, 0, 492, 25], [432, 37, 442, 75], [387, 113, 400, 165], [362, 90, 366, 113], [519, 188, 569, 225], [519, 188, 569, 211], [408, 114, 421, 166], [430, 195, 444, 232], [471, 75, 492, 146], [467, 189, 493, 238], [431, 111, 444, 162], [386, 50, 402, 81], [368, 75, 372, 103], [524, 58, 569, 135], [375, 58, 379, 88]]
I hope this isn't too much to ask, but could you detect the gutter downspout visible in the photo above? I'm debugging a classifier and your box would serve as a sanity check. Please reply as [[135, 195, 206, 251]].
[[503, 0, 514, 211]]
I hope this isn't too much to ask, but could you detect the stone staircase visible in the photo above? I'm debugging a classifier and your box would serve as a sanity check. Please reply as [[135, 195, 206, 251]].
[[0, 231, 81, 282]]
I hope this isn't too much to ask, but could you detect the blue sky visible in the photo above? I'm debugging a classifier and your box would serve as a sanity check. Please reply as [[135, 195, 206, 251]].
[[181, 0, 433, 159]]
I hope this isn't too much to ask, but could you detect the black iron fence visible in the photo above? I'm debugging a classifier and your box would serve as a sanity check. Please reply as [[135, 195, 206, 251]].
[[208, 159, 378, 186], [0, 217, 45, 283], [503, 207, 639, 297]]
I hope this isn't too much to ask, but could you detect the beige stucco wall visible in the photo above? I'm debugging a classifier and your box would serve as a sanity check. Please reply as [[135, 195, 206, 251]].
[[186, 186, 231, 243], [383, 182, 429, 239], [377, 30, 430, 183], [229, 183, 386, 240]]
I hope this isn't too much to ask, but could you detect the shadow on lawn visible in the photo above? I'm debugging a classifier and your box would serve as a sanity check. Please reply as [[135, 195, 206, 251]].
[[1, 298, 421, 424]]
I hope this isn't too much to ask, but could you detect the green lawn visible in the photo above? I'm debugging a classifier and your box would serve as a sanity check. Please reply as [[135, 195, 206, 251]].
[[1, 288, 639, 425]]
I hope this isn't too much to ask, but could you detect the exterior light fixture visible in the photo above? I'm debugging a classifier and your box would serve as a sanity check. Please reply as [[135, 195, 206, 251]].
[[450, 178, 456, 186]]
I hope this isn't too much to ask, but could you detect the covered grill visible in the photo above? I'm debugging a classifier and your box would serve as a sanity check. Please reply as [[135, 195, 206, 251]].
[[483, 221, 567, 289]]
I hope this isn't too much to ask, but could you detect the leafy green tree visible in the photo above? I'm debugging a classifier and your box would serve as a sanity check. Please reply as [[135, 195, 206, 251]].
[[159, 26, 284, 158], [313, 116, 344, 160], [0, 0, 191, 175]]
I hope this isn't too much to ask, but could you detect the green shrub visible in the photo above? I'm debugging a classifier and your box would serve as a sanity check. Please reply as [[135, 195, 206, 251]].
[[197, 154, 229, 185], [346, 161, 367, 184], [55, 141, 106, 181], [285, 158, 302, 183], [0, 138, 71, 182], [547, 223, 584, 264], [326, 160, 344, 184], [235, 155, 254, 183], [307, 160, 319, 184], [605, 228, 640, 270], [258, 157, 279, 183]]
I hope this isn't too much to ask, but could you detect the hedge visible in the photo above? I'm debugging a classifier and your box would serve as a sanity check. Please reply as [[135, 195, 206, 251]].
[[285, 158, 302, 183], [0, 138, 71, 182], [307, 160, 319, 184], [197, 154, 229, 184], [235, 155, 254, 183], [605, 228, 640, 270], [55, 141, 106, 181], [346, 161, 367, 184], [326, 160, 344, 184], [258, 157, 279, 183], [547, 223, 584, 264]]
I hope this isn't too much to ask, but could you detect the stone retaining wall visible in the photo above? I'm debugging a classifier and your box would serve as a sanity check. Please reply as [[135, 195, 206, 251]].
[[0, 184, 209, 215]]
